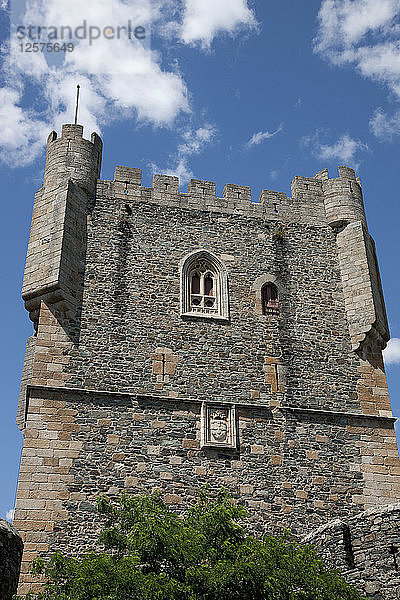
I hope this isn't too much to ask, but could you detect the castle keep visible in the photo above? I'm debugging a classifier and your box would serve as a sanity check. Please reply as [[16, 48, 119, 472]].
[[13, 124, 400, 595]]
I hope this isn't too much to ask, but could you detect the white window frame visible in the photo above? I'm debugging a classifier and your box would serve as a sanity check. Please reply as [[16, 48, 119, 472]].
[[180, 250, 229, 320]]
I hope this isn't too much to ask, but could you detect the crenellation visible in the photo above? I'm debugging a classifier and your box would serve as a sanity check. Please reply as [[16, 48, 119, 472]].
[[291, 175, 324, 199], [152, 174, 180, 195], [188, 178, 216, 198], [314, 168, 329, 181], [61, 124, 84, 139], [113, 165, 142, 186], [303, 504, 400, 599], [223, 183, 251, 202], [338, 165, 357, 180]]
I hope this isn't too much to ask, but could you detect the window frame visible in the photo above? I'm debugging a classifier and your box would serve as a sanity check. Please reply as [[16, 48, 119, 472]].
[[180, 250, 229, 321], [261, 282, 279, 316], [251, 273, 284, 317]]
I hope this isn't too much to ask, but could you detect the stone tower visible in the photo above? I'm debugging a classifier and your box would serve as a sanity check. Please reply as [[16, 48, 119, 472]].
[[13, 124, 400, 595]]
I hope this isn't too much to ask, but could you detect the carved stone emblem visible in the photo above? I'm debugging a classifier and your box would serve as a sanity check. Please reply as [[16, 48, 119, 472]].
[[210, 409, 228, 443], [201, 403, 236, 449]]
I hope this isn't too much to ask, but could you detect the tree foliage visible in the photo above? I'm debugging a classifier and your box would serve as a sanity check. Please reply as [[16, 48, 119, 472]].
[[16, 490, 365, 600]]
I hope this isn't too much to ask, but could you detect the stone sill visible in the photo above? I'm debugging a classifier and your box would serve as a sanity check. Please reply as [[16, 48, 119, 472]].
[[180, 312, 230, 323]]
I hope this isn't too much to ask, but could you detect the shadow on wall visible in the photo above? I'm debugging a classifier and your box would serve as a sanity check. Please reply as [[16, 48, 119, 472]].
[[0, 519, 23, 600]]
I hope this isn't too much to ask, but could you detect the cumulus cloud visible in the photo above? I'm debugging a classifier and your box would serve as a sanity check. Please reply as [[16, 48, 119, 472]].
[[6, 509, 14, 522], [383, 338, 400, 365], [0, 0, 190, 166], [314, 0, 400, 55], [153, 123, 217, 184], [0, 88, 50, 167], [246, 123, 284, 148], [180, 0, 257, 49], [314, 0, 400, 138], [0, 0, 258, 167], [303, 130, 368, 165]]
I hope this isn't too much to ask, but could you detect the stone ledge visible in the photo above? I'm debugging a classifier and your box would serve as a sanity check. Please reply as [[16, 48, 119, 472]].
[[25, 386, 398, 424], [281, 404, 397, 423]]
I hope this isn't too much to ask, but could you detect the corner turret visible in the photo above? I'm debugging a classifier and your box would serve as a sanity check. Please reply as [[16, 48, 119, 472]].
[[44, 124, 102, 194], [317, 166, 389, 354], [22, 124, 103, 329], [318, 166, 367, 230]]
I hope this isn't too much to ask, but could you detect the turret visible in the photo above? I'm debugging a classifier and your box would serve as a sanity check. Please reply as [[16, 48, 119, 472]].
[[316, 166, 389, 353], [43, 124, 102, 194], [317, 166, 367, 230], [22, 124, 103, 329]]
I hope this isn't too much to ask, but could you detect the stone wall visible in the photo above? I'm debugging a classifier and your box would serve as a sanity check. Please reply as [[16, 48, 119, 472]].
[[13, 125, 400, 594], [304, 504, 400, 599], [0, 519, 23, 600]]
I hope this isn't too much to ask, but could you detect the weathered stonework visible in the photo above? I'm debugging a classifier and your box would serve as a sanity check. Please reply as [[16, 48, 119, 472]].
[[0, 519, 23, 600], [13, 124, 400, 595], [304, 504, 400, 599]]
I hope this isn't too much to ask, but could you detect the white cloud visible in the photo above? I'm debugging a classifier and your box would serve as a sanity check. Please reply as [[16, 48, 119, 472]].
[[0, 88, 50, 167], [0, 0, 189, 166], [6, 509, 14, 522], [1, 0, 258, 167], [314, 1, 400, 138], [180, 0, 257, 49], [303, 131, 368, 165], [315, 0, 400, 54], [369, 107, 400, 139], [154, 123, 216, 184], [246, 123, 283, 148], [383, 338, 400, 365], [318, 134, 368, 162]]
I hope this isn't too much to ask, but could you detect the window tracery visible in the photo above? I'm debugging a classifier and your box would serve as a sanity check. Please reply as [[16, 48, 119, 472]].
[[181, 251, 229, 320]]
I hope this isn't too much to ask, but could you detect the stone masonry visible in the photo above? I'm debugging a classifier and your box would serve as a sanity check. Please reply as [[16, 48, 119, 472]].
[[0, 519, 23, 600], [304, 504, 400, 599], [13, 124, 400, 595]]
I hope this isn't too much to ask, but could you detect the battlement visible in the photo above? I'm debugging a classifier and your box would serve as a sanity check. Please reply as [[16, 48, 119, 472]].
[[47, 123, 102, 147], [96, 163, 371, 228], [101, 166, 335, 225], [40, 126, 366, 230]]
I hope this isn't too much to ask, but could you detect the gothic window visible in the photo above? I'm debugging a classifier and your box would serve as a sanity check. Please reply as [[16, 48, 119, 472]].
[[181, 251, 229, 320], [261, 283, 279, 316]]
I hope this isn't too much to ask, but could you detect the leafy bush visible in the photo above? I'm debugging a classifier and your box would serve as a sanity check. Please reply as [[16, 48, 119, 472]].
[[16, 490, 365, 600]]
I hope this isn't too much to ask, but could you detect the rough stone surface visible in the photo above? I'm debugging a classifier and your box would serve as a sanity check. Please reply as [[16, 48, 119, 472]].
[[304, 504, 400, 599], [0, 519, 23, 600], [13, 125, 400, 595]]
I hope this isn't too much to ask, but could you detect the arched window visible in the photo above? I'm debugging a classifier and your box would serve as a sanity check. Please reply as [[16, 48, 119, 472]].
[[181, 251, 229, 320], [261, 283, 279, 316]]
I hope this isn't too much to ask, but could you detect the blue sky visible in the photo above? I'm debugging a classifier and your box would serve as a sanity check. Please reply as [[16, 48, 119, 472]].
[[1, 0, 400, 522]]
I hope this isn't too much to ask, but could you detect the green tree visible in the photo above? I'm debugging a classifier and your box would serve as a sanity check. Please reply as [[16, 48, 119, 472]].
[[17, 490, 365, 600]]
